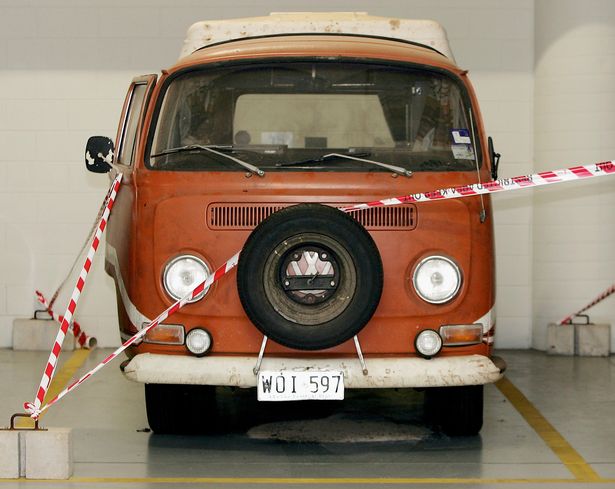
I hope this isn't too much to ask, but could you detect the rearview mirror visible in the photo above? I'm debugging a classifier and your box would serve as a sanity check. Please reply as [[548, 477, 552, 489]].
[[85, 136, 114, 173]]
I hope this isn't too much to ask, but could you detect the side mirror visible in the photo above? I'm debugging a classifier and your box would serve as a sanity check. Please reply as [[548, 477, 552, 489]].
[[85, 136, 114, 173], [488, 136, 501, 181]]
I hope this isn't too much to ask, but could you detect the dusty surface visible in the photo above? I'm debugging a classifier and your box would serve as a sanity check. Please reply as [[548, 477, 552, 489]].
[[2, 350, 614, 488], [248, 412, 430, 443]]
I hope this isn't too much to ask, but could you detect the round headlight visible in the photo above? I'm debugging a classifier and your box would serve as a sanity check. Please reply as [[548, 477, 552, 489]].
[[415, 329, 443, 358], [163, 255, 211, 303], [186, 328, 212, 356], [413, 256, 461, 304]]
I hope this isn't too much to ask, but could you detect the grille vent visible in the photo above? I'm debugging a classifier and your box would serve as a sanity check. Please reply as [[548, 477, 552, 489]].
[[208, 203, 417, 230], [346, 205, 416, 229]]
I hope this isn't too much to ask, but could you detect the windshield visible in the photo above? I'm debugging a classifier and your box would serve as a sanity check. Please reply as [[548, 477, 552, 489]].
[[148, 61, 481, 172]]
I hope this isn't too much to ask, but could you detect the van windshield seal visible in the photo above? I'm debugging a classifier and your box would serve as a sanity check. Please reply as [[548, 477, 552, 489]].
[[147, 60, 482, 173]]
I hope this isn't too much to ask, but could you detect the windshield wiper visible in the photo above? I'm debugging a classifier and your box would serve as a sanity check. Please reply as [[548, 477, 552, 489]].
[[151, 144, 264, 177], [279, 152, 412, 177]]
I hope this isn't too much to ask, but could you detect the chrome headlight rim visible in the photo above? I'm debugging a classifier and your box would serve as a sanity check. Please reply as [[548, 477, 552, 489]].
[[412, 255, 462, 304], [163, 254, 211, 303]]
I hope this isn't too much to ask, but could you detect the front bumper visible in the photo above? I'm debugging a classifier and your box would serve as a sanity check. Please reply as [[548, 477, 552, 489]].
[[122, 354, 506, 388]]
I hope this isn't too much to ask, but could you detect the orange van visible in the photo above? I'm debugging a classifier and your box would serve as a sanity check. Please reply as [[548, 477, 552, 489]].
[[85, 13, 506, 435]]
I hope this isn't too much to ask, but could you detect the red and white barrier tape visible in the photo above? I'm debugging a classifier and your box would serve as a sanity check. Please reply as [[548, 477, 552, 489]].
[[341, 161, 615, 212], [48, 178, 119, 311], [24, 173, 122, 417], [35, 290, 97, 349], [558, 283, 615, 325], [26, 252, 240, 419], [24, 159, 615, 418]]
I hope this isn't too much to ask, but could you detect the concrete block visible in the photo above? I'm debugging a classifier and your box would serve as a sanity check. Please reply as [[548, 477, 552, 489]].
[[24, 428, 73, 480], [575, 324, 611, 357], [547, 323, 574, 355], [0, 430, 20, 478], [19, 433, 25, 478], [12, 319, 75, 351]]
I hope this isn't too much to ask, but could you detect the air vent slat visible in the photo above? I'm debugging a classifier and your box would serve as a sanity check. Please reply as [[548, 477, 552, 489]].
[[207, 204, 417, 230]]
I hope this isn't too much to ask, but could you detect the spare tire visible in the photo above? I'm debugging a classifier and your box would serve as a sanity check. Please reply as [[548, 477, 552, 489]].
[[237, 203, 383, 350]]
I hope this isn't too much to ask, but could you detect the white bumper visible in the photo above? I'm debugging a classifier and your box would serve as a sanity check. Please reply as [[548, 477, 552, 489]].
[[122, 354, 505, 388]]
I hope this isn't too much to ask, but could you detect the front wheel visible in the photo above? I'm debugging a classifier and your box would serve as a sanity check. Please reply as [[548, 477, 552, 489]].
[[145, 384, 216, 435], [424, 385, 483, 436]]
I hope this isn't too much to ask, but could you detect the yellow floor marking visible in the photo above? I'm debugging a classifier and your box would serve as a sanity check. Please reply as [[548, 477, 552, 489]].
[[1, 477, 615, 485], [496, 376, 602, 482], [7, 362, 608, 485], [15, 349, 91, 428]]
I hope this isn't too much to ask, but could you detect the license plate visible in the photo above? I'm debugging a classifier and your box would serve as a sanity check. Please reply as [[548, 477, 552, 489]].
[[257, 371, 345, 401]]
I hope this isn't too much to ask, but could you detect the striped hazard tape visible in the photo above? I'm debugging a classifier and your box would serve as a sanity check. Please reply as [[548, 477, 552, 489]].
[[35, 290, 97, 349], [341, 161, 615, 212], [24, 173, 122, 417], [23, 160, 615, 418], [26, 252, 240, 419], [558, 283, 615, 325], [47, 182, 119, 312]]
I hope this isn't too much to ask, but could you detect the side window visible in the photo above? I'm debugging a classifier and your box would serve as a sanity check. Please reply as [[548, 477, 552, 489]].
[[117, 83, 148, 166]]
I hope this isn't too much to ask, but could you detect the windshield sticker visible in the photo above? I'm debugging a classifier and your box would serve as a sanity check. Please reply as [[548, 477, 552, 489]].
[[451, 129, 472, 145], [451, 143, 475, 160], [261, 131, 293, 146]]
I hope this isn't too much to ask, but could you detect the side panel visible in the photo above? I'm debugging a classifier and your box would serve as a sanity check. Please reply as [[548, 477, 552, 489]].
[[105, 75, 157, 340]]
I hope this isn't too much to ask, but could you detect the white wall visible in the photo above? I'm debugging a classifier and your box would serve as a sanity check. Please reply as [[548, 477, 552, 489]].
[[533, 0, 615, 350], [0, 0, 534, 348]]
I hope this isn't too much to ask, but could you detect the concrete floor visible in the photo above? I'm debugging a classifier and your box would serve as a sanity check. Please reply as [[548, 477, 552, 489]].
[[1, 349, 615, 488]]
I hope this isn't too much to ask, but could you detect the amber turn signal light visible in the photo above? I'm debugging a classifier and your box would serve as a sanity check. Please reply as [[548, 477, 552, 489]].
[[143, 324, 185, 345], [439, 324, 483, 346]]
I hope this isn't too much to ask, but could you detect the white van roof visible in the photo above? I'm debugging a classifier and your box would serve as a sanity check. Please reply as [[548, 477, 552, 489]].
[[180, 12, 454, 61]]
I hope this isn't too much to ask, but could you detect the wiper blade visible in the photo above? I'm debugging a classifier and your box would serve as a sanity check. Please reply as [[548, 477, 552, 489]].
[[151, 144, 264, 177], [324, 153, 412, 177], [278, 152, 412, 177], [277, 151, 371, 167]]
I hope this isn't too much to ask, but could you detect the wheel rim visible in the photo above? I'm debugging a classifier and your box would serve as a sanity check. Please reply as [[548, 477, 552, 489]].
[[263, 233, 356, 326], [279, 245, 340, 305]]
